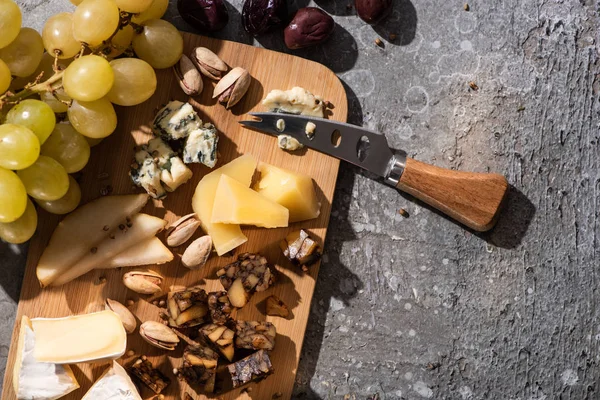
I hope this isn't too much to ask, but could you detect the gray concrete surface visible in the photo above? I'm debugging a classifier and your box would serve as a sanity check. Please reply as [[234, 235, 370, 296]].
[[3, 0, 600, 398]]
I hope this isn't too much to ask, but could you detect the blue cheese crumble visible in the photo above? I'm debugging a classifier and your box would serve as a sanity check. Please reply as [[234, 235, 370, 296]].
[[183, 123, 219, 168], [153, 100, 202, 140]]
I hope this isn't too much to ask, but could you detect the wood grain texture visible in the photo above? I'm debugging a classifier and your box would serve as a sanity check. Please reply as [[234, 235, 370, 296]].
[[397, 158, 508, 231], [1, 32, 347, 400]]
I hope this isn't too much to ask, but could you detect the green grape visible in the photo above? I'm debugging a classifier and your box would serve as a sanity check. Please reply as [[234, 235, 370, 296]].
[[41, 123, 91, 173], [84, 136, 104, 147], [9, 53, 69, 92], [131, 0, 167, 23], [40, 88, 72, 113], [0, 28, 44, 77], [67, 98, 117, 138], [73, 0, 120, 47], [107, 58, 156, 106], [0, 167, 27, 223], [132, 19, 183, 69], [104, 25, 134, 58], [0, 124, 40, 170], [17, 155, 70, 201], [0, 0, 21, 49], [42, 12, 81, 59], [63, 55, 114, 102], [0, 198, 37, 244], [35, 175, 81, 214], [0, 58, 9, 94], [5, 99, 56, 144], [115, 0, 152, 13]]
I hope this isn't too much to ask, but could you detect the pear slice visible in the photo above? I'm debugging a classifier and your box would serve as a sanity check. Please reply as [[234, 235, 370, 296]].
[[37, 194, 149, 287], [51, 213, 167, 287], [97, 237, 173, 269]]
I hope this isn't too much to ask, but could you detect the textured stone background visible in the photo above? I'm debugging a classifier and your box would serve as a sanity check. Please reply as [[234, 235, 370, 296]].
[[3, 0, 600, 398]]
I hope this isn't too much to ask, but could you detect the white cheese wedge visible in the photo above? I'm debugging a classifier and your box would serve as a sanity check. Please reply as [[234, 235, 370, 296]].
[[32, 310, 127, 364], [98, 237, 173, 269], [51, 213, 167, 286], [82, 361, 142, 400], [262, 87, 325, 117], [36, 194, 149, 287], [13, 316, 79, 400]]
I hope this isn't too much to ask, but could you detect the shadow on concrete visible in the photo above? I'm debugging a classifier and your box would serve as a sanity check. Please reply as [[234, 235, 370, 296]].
[[373, 0, 418, 46], [0, 242, 27, 302]]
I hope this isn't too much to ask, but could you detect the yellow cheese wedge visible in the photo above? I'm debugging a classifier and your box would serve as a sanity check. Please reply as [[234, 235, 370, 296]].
[[211, 174, 289, 228], [13, 316, 79, 400], [36, 194, 149, 287], [97, 237, 173, 269], [254, 162, 321, 223], [192, 154, 257, 255], [51, 213, 167, 286], [32, 310, 127, 364]]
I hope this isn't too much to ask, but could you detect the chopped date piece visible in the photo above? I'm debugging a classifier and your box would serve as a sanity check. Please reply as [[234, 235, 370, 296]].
[[128, 356, 171, 394], [199, 323, 235, 361], [280, 229, 322, 269], [216, 253, 276, 292], [208, 291, 234, 324], [178, 344, 219, 392], [168, 286, 209, 328], [228, 350, 274, 388], [235, 320, 276, 351]]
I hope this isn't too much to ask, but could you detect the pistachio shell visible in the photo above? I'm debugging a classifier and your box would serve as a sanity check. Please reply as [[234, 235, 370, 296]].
[[192, 47, 228, 80], [212, 67, 251, 109], [105, 298, 137, 333], [140, 321, 179, 350], [123, 270, 163, 294], [166, 213, 201, 247], [181, 235, 213, 269], [174, 54, 203, 96]]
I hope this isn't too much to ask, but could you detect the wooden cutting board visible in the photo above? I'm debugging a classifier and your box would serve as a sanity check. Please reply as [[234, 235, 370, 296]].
[[1, 32, 346, 400]]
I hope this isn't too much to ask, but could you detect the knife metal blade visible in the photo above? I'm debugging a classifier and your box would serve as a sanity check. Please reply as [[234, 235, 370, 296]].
[[239, 112, 406, 186]]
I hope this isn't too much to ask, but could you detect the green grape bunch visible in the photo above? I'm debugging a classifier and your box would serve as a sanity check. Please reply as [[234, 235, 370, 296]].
[[0, 0, 175, 244]]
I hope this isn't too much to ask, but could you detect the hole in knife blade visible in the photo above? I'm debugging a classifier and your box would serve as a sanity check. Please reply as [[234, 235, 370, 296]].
[[331, 130, 342, 148], [357, 136, 370, 161]]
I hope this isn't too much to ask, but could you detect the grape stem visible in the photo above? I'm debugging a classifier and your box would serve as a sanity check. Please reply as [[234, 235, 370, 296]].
[[0, 71, 64, 109]]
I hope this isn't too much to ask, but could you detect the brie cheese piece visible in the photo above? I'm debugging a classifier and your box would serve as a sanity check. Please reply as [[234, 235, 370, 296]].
[[153, 100, 202, 140], [262, 87, 325, 117], [183, 123, 219, 168], [82, 361, 142, 400], [13, 316, 79, 400]]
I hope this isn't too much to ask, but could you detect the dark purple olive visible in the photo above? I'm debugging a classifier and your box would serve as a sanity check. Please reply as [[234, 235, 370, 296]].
[[242, 0, 288, 36], [355, 0, 392, 25], [177, 0, 229, 32], [284, 7, 334, 49]]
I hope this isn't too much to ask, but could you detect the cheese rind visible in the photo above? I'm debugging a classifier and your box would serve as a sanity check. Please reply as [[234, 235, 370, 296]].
[[36, 194, 149, 287], [82, 361, 142, 400], [211, 175, 289, 228], [51, 213, 167, 286], [13, 316, 79, 400], [254, 162, 321, 222], [98, 237, 173, 269], [32, 310, 127, 364], [192, 154, 257, 255]]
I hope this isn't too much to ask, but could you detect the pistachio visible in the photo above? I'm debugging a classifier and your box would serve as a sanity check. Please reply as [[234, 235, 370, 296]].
[[105, 298, 137, 334], [212, 67, 251, 109], [123, 270, 164, 294], [139, 321, 180, 350], [192, 47, 228, 80], [181, 235, 213, 269], [174, 54, 203, 96], [166, 213, 201, 247]]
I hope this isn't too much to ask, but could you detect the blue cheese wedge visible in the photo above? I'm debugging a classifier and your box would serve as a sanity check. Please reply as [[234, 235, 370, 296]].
[[262, 87, 325, 117], [277, 134, 303, 151], [183, 123, 219, 168], [130, 138, 192, 198], [153, 100, 202, 140]]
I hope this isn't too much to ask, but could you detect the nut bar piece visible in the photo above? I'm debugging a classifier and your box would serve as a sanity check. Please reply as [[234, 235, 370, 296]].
[[228, 350, 274, 388], [280, 229, 322, 270], [128, 356, 171, 394], [177, 344, 219, 393], [167, 286, 209, 328], [199, 323, 235, 361], [265, 295, 290, 318], [208, 291, 234, 324], [216, 253, 276, 308], [235, 321, 276, 351]]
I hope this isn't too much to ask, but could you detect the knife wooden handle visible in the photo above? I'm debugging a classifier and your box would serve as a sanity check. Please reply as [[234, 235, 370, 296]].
[[396, 158, 508, 232]]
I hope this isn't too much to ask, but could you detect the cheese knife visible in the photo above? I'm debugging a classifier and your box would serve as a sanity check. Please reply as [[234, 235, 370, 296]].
[[240, 112, 508, 232]]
